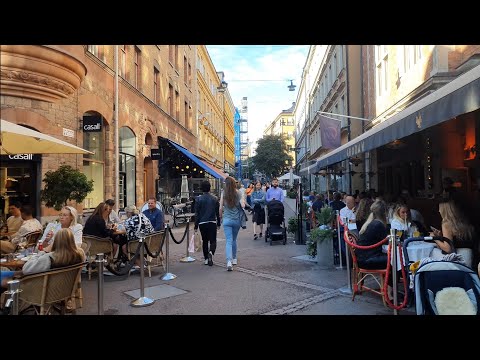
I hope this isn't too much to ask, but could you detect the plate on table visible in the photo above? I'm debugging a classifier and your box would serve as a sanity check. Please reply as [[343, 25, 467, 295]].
[[18, 255, 32, 261], [0, 258, 6, 263]]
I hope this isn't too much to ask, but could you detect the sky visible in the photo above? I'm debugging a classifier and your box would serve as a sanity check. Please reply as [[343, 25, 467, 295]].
[[206, 45, 310, 149]]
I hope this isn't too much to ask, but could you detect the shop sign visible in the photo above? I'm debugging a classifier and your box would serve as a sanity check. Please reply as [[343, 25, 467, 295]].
[[63, 128, 75, 138], [1, 154, 41, 161], [151, 148, 162, 160], [83, 116, 102, 132]]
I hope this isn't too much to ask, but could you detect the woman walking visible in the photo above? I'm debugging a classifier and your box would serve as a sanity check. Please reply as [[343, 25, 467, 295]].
[[219, 176, 245, 271], [251, 181, 266, 240]]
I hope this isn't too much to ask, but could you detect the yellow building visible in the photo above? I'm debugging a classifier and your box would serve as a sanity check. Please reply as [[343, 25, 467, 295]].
[[263, 102, 296, 166], [195, 46, 234, 173]]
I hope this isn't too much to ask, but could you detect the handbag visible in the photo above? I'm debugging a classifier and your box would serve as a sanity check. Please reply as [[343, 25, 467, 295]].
[[237, 203, 248, 229]]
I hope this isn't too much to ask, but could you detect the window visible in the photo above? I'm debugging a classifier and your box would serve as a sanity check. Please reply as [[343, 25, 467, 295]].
[[154, 67, 160, 105], [119, 127, 136, 209], [184, 56, 188, 82], [188, 62, 192, 87], [175, 90, 180, 121], [120, 45, 126, 78], [169, 45, 174, 64], [174, 45, 179, 70], [83, 114, 105, 209], [184, 101, 189, 129], [87, 45, 99, 57], [168, 84, 174, 115], [134, 46, 141, 90], [375, 45, 389, 97]]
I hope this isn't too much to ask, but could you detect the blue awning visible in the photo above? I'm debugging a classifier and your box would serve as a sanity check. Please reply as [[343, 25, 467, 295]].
[[312, 64, 480, 172], [167, 140, 225, 180]]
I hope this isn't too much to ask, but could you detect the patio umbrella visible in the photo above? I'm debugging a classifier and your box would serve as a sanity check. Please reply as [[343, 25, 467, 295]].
[[1, 119, 93, 155]]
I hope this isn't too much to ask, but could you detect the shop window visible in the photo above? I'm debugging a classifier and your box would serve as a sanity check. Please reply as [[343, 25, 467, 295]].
[[83, 114, 105, 209]]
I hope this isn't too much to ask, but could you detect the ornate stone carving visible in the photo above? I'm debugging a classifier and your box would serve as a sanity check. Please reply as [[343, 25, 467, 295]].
[[0, 45, 86, 102]]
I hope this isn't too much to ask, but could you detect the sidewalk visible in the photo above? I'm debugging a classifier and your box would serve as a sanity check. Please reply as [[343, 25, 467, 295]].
[[75, 203, 411, 315]]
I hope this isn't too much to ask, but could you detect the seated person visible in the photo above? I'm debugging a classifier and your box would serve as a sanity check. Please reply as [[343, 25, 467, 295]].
[[357, 200, 402, 298], [39, 206, 83, 250], [0, 202, 23, 242], [123, 205, 154, 268], [430, 199, 474, 259], [142, 197, 164, 231], [23, 228, 85, 273], [0, 205, 42, 254]]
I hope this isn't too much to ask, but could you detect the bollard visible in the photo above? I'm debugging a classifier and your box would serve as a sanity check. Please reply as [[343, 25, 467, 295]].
[[335, 211, 343, 269], [131, 237, 155, 307], [161, 223, 177, 280], [96, 253, 105, 315], [180, 216, 195, 262], [390, 228, 398, 315], [5, 279, 21, 315]]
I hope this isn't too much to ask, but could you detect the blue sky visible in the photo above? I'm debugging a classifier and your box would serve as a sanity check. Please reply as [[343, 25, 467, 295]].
[[207, 45, 310, 147]]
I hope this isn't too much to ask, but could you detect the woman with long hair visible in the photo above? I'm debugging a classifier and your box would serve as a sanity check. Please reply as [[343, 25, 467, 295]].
[[431, 199, 474, 254], [22, 228, 85, 275], [219, 176, 245, 271], [251, 181, 266, 240], [357, 200, 389, 268]]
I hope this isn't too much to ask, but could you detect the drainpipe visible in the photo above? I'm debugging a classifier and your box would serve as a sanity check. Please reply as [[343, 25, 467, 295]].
[[345, 45, 352, 194], [114, 45, 119, 212]]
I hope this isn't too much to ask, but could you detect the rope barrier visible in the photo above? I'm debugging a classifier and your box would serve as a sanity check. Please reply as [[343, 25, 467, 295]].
[[168, 223, 189, 244], [104, 241, 142, 276], [143, 231, 167, 258]]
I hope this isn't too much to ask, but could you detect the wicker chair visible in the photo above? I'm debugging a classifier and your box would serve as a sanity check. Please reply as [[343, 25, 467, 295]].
[[82, 235, 114, 280], [127, 231, 165, 277], [17, 262, 86, 315], [23, 230, 43, 249]]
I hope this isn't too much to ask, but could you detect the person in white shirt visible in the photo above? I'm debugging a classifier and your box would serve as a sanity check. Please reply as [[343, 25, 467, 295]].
[[39, 206, 83, 250], [1, 205, 42, 253], [340, 196, 357, 232]]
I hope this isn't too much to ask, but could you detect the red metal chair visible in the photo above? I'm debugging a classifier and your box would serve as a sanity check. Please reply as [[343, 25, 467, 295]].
[[344, 230, 389, 306]]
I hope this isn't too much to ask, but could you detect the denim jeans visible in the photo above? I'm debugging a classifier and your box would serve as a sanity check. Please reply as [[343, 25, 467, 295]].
[[223, 217, 241, 262]]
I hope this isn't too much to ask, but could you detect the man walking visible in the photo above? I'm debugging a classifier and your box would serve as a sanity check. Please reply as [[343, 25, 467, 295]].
[[266, 178, 284, 203], [194, 181, 221, 266]]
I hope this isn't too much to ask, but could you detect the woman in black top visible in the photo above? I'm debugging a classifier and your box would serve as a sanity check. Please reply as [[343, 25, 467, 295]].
[[357, 200, 389, 269]]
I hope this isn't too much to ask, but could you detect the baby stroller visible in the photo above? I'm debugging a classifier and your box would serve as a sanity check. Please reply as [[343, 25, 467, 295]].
[[404, 236, 480, 314], [265, 200, 287, 246]]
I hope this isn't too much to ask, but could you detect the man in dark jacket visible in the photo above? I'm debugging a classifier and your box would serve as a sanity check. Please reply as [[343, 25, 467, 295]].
[[194, 181, 221, 266]]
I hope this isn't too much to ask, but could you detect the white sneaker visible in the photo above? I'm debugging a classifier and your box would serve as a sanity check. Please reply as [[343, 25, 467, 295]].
[[204, 259, 209, 265], [232, 259, 237, 265], [227, 260, 233, 271]]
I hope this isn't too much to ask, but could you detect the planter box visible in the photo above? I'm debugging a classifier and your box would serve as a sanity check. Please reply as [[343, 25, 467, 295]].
[[316, 239, 334, 268]]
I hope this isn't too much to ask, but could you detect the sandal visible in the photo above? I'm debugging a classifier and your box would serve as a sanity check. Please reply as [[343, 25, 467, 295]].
[[259, 232, 262, 238], [254, 234, 258, 240]]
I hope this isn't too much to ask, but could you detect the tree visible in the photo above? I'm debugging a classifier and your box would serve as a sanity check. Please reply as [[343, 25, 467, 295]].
[[251, 134, 293, 178], [41, 165, 94, 210]]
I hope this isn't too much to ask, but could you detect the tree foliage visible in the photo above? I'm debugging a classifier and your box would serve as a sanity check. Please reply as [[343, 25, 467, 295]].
[[41, 165, 94, 210], [251, 134, 293, 178]]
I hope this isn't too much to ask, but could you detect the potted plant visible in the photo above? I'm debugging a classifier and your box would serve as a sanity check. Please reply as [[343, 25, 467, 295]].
[[41, 164, 94, 211], [308, 206, 335, 267]]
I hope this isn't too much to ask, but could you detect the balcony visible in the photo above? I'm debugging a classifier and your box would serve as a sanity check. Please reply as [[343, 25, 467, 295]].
[[0, 45, 87, 102]]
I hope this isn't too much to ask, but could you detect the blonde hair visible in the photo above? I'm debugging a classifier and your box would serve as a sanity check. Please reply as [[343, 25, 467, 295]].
[[51, 228, 85, 268], [360, 200, 387, 235], [439, 200, 473, 241], [392, 204, 410, 223], [63, 206, 78, 226]]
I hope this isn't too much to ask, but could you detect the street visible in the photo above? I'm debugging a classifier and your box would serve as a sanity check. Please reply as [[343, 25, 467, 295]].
[[76, 198, 408, 315]]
